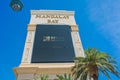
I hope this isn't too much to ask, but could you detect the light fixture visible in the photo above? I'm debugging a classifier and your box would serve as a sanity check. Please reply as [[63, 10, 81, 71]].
[[10, 0, 23, 11]]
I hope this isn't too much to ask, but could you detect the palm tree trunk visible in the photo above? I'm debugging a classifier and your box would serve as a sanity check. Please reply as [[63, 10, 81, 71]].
[[88, 64, 98, 80]]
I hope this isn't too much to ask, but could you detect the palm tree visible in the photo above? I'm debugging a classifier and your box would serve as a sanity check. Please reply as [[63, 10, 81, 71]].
[[34, 75, 49, 80], [55, 74, 72, 80], [72, 48, 120, 80]]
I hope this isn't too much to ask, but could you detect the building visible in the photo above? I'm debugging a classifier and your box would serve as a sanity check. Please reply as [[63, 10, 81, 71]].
[[14, 10, 84, 80]]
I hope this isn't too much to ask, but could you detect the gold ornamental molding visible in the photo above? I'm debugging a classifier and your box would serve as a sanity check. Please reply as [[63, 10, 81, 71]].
[[28, 24, 78, 31], [70, 25, 78, 31], [28, 24, 36, 31]]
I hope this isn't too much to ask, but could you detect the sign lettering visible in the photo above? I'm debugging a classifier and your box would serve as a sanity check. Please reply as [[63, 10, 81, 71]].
[[35, 15, 69, 24]]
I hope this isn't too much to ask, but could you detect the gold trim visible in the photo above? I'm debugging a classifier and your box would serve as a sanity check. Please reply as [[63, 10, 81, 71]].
[[28, 24, 36, 31], [70, 25, 78, 31]]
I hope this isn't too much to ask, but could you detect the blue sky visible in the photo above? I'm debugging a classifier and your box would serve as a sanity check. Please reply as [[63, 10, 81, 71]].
[[0, 0, 120, 80]]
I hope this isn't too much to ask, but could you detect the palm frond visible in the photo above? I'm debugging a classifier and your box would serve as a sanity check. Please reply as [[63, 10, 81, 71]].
[[72, 47, 120, 80]]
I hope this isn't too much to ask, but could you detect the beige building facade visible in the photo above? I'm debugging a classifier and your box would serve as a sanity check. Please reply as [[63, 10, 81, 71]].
[[14, 10, 84, 80]]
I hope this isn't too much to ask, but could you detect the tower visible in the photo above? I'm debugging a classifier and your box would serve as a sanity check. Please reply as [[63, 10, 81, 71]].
[[14, 10, 84, 80]]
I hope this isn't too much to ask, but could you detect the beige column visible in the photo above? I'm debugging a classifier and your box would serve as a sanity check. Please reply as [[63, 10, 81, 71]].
[[21, 24, 36, 64], [70, 25, 84, 57]]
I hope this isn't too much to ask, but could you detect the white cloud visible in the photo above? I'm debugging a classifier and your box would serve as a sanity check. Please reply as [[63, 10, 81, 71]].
[[85, 0, 120, 57]]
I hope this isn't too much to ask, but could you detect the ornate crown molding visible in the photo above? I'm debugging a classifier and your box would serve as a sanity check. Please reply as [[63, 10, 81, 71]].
[[31, 10, 74, 15]]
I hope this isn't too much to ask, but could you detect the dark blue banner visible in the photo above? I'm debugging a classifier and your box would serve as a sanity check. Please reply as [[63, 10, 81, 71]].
[[31, 25, 75, 63]]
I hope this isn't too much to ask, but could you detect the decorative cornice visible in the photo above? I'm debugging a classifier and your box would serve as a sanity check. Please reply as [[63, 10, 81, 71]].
[[14, 66, 73, 75], [31, 10, 75, 15]]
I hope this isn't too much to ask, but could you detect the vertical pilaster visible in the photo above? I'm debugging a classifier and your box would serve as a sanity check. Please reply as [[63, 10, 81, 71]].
[[71, 25, 84, 57], [21, 24, 36, 64]]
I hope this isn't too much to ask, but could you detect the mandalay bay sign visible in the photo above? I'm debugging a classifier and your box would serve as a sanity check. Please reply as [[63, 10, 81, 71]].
[[35, 15, 69, 24], [30, 10, 76, 25]]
